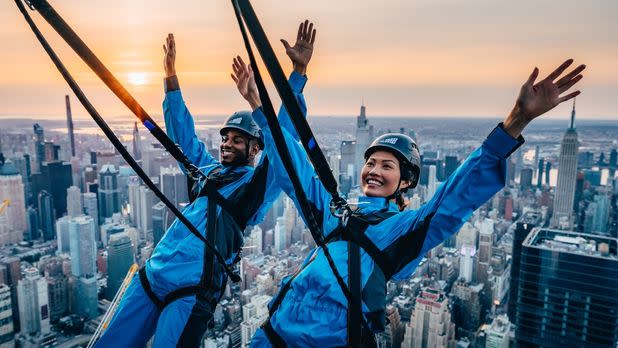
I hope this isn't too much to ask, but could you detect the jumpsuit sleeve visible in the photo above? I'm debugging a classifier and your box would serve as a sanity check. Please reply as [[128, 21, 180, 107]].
[[252, 104, 337, 238], [245, 72, 309, 226], [389, 124, 524, 280], [162, 75, 217, 171], [278, 71, 308, 140]]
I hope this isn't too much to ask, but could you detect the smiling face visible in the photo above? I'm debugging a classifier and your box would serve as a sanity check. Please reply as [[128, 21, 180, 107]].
[[361, 150, 410, 198], [220, 129, 258, 166]]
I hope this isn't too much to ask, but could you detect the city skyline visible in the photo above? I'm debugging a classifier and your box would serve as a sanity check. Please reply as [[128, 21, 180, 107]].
[[1, 0, 617, 119]]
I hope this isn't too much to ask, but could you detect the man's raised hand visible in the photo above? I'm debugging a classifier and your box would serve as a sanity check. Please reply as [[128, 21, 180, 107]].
[[163, 33, 176, 78], [281, 20, 317, 75]]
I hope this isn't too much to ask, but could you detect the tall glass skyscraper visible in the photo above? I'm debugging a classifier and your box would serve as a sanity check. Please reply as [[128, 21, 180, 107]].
[[106, 234, 134, 300], [515, 228, 618, 347], [98, 164, 120, 220]]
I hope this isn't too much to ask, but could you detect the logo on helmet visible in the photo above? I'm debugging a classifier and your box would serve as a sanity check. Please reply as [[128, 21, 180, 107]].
[[380, 137, 398, 145], [228, 117, 243, 125]]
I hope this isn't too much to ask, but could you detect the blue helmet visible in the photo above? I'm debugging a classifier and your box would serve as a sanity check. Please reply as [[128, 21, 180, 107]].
[[220, 111, 264, 149], [364, 133, 421, 189]]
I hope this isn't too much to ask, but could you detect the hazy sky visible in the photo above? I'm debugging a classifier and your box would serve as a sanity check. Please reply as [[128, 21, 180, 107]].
[[1, 0, 616, 121]]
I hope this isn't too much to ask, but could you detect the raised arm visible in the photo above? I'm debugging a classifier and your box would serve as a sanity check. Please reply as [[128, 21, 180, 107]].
[[384, 59, 586, 280], [277, 20, 316, 139], [162, 33, 216, 170], [231, 54, 334, 234]]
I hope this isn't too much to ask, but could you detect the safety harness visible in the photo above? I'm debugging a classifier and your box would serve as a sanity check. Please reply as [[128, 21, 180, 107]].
[[16, 0, 247, 285]]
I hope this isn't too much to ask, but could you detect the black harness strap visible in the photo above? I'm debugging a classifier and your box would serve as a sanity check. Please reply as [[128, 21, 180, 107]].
[[139, 267, 203, 310], [16, 0, 241, 282], [139, 267, 163, 310], [348, 240, 362, 347], [262, 321, 287, 348]]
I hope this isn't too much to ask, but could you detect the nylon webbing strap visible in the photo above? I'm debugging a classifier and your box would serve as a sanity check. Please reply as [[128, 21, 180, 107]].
[[23, 0, 203, 181], [348, 240, 362, 347], [16, 0, 240, 283], [233, 0, 346, 210], [231, 0, 353, 303]]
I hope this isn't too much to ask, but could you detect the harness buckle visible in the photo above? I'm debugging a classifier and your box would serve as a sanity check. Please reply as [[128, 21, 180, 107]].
[[330, 195, 351, 218]]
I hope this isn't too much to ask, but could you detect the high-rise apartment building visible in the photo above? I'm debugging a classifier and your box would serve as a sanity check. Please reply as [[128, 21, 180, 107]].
[[17, 268, 49, 335], [403, 287, 456, 348]]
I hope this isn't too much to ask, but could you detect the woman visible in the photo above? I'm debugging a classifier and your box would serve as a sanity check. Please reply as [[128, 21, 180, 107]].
[[232, 56, 584, 347]]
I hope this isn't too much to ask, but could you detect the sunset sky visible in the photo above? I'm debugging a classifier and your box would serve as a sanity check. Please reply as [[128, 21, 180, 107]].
[[1, 0, 616, 120]]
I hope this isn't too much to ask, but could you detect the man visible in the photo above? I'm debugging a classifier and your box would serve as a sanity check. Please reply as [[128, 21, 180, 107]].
[[95, 21, 316, 347]]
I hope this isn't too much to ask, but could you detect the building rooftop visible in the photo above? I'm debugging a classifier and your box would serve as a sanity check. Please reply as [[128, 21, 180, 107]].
[[524, 228, 618, 260]]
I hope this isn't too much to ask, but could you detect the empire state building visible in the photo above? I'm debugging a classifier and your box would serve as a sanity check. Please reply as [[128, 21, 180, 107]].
[[551, 99, 579, 228]]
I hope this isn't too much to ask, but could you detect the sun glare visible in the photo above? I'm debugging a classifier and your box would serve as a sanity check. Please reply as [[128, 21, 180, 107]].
[[127, 72, 149, 86]]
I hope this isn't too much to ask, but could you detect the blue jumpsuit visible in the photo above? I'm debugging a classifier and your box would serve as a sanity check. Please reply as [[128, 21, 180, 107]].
[[95, 72, 308, 347], [249, 108, 523, 347]]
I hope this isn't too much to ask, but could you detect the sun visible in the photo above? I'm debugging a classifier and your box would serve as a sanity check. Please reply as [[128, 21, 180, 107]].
[[127, 72, 149, 86]]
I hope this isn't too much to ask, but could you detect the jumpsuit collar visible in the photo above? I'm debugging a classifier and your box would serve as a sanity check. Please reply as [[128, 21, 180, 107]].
[[356, 196, 399, 214]]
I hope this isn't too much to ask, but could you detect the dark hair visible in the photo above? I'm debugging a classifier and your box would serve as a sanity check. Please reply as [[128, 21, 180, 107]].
[[395, 191, 408, 211]]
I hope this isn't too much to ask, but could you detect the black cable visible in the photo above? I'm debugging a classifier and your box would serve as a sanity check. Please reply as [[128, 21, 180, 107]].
[[24, 0, 204, 181], [15, 0, 240, 282]]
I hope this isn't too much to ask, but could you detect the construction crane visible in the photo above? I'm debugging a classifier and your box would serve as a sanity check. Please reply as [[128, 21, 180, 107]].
[[86, 263, 139, 348]]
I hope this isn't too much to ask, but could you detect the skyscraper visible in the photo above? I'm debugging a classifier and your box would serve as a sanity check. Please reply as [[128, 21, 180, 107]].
[[132, 122, 141, 161], [46, 273, 68, 324], [537, 158, 545, 187], [444, 155, 459, 179], [339, 140, 356, 189], [17, 268, 49, 335], [33, 124, 45, 173], [0, 284, 14, 346], [273, 216, 287, 253], [69, 216, 97, 278], [519, 167, 533, 190], [151, 201, 167, 246], [515, 229, 618, 347], [508, 211, 542, 321], [82, 192, 98, 226], [138, 186, 155, 239], [98, 164, 120, 220], [55, 216, 70, 254], [160, 166, 188, 208], [106, 234, 134, 300], [403, 286, 456, 348], [75, 276, 98, 319], [65, 95, 76, 157], [32, 161, 72, 218], [0, 158, 26, 244], [552, 99, 579, 228], [354, 104, 374, 183], [37, 191, 55, 241], [66, 186, 82, 218]]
